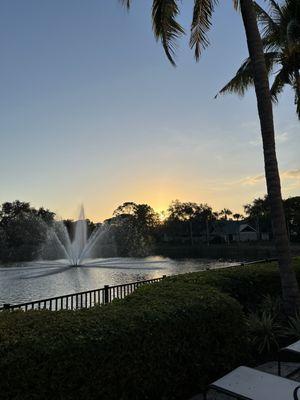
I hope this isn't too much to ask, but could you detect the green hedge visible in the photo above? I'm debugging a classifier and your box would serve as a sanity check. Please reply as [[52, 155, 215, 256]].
[[0, 283, 247, 400], [165, 257, 300, 311]]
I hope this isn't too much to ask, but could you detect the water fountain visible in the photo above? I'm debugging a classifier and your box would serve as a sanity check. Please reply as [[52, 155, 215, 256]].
[[48, 205, 105, 266]]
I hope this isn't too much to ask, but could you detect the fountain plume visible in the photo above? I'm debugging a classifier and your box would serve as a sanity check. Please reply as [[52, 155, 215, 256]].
[[47, 205, 104, 266]]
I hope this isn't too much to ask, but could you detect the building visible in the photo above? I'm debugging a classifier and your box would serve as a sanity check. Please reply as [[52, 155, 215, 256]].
[[210, 221, 257, 243]]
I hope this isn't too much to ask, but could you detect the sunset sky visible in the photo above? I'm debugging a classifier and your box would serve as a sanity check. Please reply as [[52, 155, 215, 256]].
[[0, 1, 299, 222]]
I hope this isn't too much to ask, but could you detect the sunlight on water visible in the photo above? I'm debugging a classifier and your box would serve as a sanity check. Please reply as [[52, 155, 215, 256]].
[[0, 257, 235, 305]]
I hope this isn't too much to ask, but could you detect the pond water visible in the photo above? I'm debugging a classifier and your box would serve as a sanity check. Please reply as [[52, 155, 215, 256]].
[[0, 257, 236, 305]]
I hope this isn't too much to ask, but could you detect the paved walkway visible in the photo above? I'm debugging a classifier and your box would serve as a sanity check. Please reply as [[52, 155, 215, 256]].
[[189, 361, 300, 399]]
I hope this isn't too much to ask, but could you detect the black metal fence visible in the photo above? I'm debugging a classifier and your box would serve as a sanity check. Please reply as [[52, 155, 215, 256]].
[[0, 276, 166, 312]]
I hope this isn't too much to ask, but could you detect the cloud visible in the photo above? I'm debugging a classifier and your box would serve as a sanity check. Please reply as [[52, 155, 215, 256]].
[[249, 138, 260, 146], [249, 131, 289, 147], [282, 169, 300, 179], [239, 169, 300, 187], [241, 174, 265, 185], [276, 131, 289, 143]]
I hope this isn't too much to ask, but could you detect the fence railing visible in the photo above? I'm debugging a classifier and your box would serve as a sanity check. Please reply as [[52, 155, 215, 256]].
[[0, 276, 166, 312]]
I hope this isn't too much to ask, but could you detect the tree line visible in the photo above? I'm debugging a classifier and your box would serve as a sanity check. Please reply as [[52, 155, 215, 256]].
[[0, 196, 299, 262]]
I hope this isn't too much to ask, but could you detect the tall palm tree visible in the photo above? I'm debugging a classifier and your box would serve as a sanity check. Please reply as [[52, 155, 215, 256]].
[[217, 0, 300, 119], [120, 0, 300, 314]]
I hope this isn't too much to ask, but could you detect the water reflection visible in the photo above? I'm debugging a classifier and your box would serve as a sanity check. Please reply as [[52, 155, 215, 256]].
[[0, 256, 234, 305]]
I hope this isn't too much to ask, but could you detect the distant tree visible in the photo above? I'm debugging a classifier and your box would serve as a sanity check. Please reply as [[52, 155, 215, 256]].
[[165, 201, 215, 245], [63, 219, 74, 241], [219, 209, 233, 221], [0, 226, 8, 261], [1, 213, 49, 261], [114, 202, 159, 233], [284, 197, 300, 241], [213, 211, 220, 220], [233, 213, 243, 221], [104, 202, 159, 256], [0, 201, 55, 226], [244, 195, 272, 239], [199, 206, 215, 245], [0, 201, 55, 262], [37, 207, 55, 225], [86, 219, 96, 236]]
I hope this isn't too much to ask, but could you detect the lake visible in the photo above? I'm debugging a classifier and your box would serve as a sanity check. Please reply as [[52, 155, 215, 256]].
[[0, 256, 236, 306]]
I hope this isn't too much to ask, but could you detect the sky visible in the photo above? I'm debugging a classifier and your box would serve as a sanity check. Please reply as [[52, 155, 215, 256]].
[[0, 0, 299, 222]]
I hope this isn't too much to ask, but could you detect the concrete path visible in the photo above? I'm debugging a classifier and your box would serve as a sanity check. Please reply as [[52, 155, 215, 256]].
[[189, 362, 300, 399]]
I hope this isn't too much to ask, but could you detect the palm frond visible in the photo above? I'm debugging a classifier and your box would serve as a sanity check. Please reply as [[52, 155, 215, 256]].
[[232, 0, 240, 11], [152, 0, 185, 66], [287, 19, 300, 47], [293, 77, 300, 119], [266, 0, 284, 19], [217, 52, 279, 97], [254, 2, 280, 34], [217, 58, 253, 97], [190, 0, 217, 60], [295, 89, 300, 119], [270, 67, 291, 101], [119, 0, 131, 10]]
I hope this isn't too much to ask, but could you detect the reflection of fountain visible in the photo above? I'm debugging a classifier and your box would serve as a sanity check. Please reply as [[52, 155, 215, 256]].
[[47, 205, 105, 266]]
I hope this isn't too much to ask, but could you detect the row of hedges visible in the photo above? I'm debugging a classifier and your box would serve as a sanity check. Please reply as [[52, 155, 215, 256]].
[[0, 283, 247, 400], [0, 258, 299, 399], [166, 257, 300, 311]]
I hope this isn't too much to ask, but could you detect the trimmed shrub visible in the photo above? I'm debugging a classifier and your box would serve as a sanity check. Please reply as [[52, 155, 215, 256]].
[[0, 283, 247, 400], [165, 258, 300, 311]]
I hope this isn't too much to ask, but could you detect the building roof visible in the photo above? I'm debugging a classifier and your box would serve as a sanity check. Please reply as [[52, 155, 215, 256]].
[[211, 221, 256, 235]]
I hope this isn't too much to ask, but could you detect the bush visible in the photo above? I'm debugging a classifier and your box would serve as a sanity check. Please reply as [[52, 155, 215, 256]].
[[165, 257, 300, 311], [0, 282, 247, 400], [246, 311, 281, 355]]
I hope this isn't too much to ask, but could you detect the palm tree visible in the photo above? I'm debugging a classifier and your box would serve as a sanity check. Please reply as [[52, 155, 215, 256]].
[[219, 208, 233, 221], [213, 211, 220, 220], [233, 213, 243, 221], [121, 0, 300, 314], [217, 0, 300, 119]]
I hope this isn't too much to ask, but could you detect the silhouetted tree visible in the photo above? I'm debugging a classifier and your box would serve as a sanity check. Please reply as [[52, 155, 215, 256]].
[[284, 197, 300, 241], [165, 201, 215, 245], [219, 209, 233, 221], [0, 201, 55, 262], [233, 213, 243, 221], [244, 196, 272, 239], [104, 202, 159, 256]]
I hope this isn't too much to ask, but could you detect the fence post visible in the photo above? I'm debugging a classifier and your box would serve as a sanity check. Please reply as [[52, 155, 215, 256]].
[[3, 303, 11, 311], [104, 285, 109, 304]]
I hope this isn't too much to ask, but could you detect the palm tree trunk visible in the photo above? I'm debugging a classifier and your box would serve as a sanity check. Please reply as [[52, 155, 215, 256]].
[[295, 68, 300, 117], [240, 0, 300, 315]]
